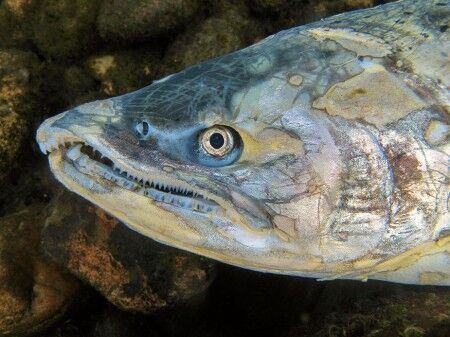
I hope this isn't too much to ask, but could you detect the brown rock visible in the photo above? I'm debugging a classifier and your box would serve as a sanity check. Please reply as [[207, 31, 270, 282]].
[[97, 0, 203, 43], [0, 49, 41, 184], [31, 0, 102, 59], [42, 191, 216, 313], [86, 48, 161, 97], [0, 203, 79, 337], [163, 2, 264, 72], [246, 0, 288, 14], [0, 0, 39, 49]]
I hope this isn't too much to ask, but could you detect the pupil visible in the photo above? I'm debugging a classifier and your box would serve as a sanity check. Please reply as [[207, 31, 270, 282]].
[[209, 132, 225, 149], [142, 121, 149, 136]]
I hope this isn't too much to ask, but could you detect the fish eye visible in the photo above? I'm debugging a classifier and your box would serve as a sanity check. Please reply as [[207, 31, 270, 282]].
[[200, 125, 235, 157], [135, 120, 151, 139]]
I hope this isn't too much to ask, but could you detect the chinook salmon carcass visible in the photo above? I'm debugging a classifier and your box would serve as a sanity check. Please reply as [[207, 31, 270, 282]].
[[37, 0, 449, 285]]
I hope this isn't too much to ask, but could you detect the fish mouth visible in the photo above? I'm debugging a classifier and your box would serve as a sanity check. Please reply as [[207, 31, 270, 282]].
[[40, 138, 219, 214]]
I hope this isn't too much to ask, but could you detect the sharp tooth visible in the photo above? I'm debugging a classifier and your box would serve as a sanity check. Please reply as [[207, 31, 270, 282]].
[[39, 143, 48, 154], [78, 155, 88, 166], [66, 144, 83, 160]]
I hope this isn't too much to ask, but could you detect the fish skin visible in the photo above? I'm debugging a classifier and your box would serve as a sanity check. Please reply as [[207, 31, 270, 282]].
[[36, 0, 449, 285]]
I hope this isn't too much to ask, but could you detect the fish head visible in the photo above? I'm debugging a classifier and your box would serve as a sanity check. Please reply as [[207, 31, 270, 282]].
[[36, 48, 343, 273]]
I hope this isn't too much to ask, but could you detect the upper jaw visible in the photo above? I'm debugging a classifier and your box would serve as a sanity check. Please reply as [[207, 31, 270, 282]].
[[36, 113, 221, 214], [37, 109, 275, 230], [36, 111, 82, 154]]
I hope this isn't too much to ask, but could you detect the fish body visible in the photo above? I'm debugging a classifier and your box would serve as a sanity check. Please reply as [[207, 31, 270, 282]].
[[37, 0, 449, 285]]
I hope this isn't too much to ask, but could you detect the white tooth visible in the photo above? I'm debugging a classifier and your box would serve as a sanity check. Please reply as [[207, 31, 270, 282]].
[[78, 155, 88, 166], [49, 138, 57, 150], [66, 144, 83, 160], [39, 143, 48, 154]]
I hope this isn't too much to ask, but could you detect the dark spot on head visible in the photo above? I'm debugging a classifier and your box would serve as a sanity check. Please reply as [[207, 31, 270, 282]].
[[322, 49, 335, 58], [404, 11, 412, 15], [386, 147, 422, 201], [440, 25, 448, 33], [348, 88, 366, 98], [436, 2, 446, 6], [421, 33, 430, 38]]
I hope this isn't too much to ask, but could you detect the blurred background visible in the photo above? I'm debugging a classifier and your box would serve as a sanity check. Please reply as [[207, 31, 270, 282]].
[[0, 0, 449, 336]]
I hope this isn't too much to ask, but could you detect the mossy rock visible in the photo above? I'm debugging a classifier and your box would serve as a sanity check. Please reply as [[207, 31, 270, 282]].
[[0, 203, 79, 337], [41, 191, 216, 314], [85, 48, 161, 97], [0, 49, 41, 184], [0, 0, 41, 49], [97, 0, 203, 43], [163, 3, 264, 72], [31, 0, 102, 59]]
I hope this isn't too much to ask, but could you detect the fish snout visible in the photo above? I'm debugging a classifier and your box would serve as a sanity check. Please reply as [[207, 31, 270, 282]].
[[36, 99, 121, 155], [36, 111, 80, 154]]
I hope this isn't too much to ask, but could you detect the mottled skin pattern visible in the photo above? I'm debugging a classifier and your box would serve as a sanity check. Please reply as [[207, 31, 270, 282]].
[[37, 0, 449, 285]]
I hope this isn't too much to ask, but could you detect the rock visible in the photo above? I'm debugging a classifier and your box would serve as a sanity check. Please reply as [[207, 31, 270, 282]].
[[0, 203, 79, 337], [97, 0, 203, 43], [42, 191, 216, 314], [246, 0, 289, 14], [32, 0, 102, 59], [86, 48, 161, 97], [0, 0, 39, 49], [308, 0, 376, 22], [163, 2, 264, 72], [0, 49, 41, 184], [39, 62, 99, 114], [289, 283, 450, 337]]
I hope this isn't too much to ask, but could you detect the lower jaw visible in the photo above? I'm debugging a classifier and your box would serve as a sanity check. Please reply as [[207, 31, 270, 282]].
[[48, 145, 219, 214]]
